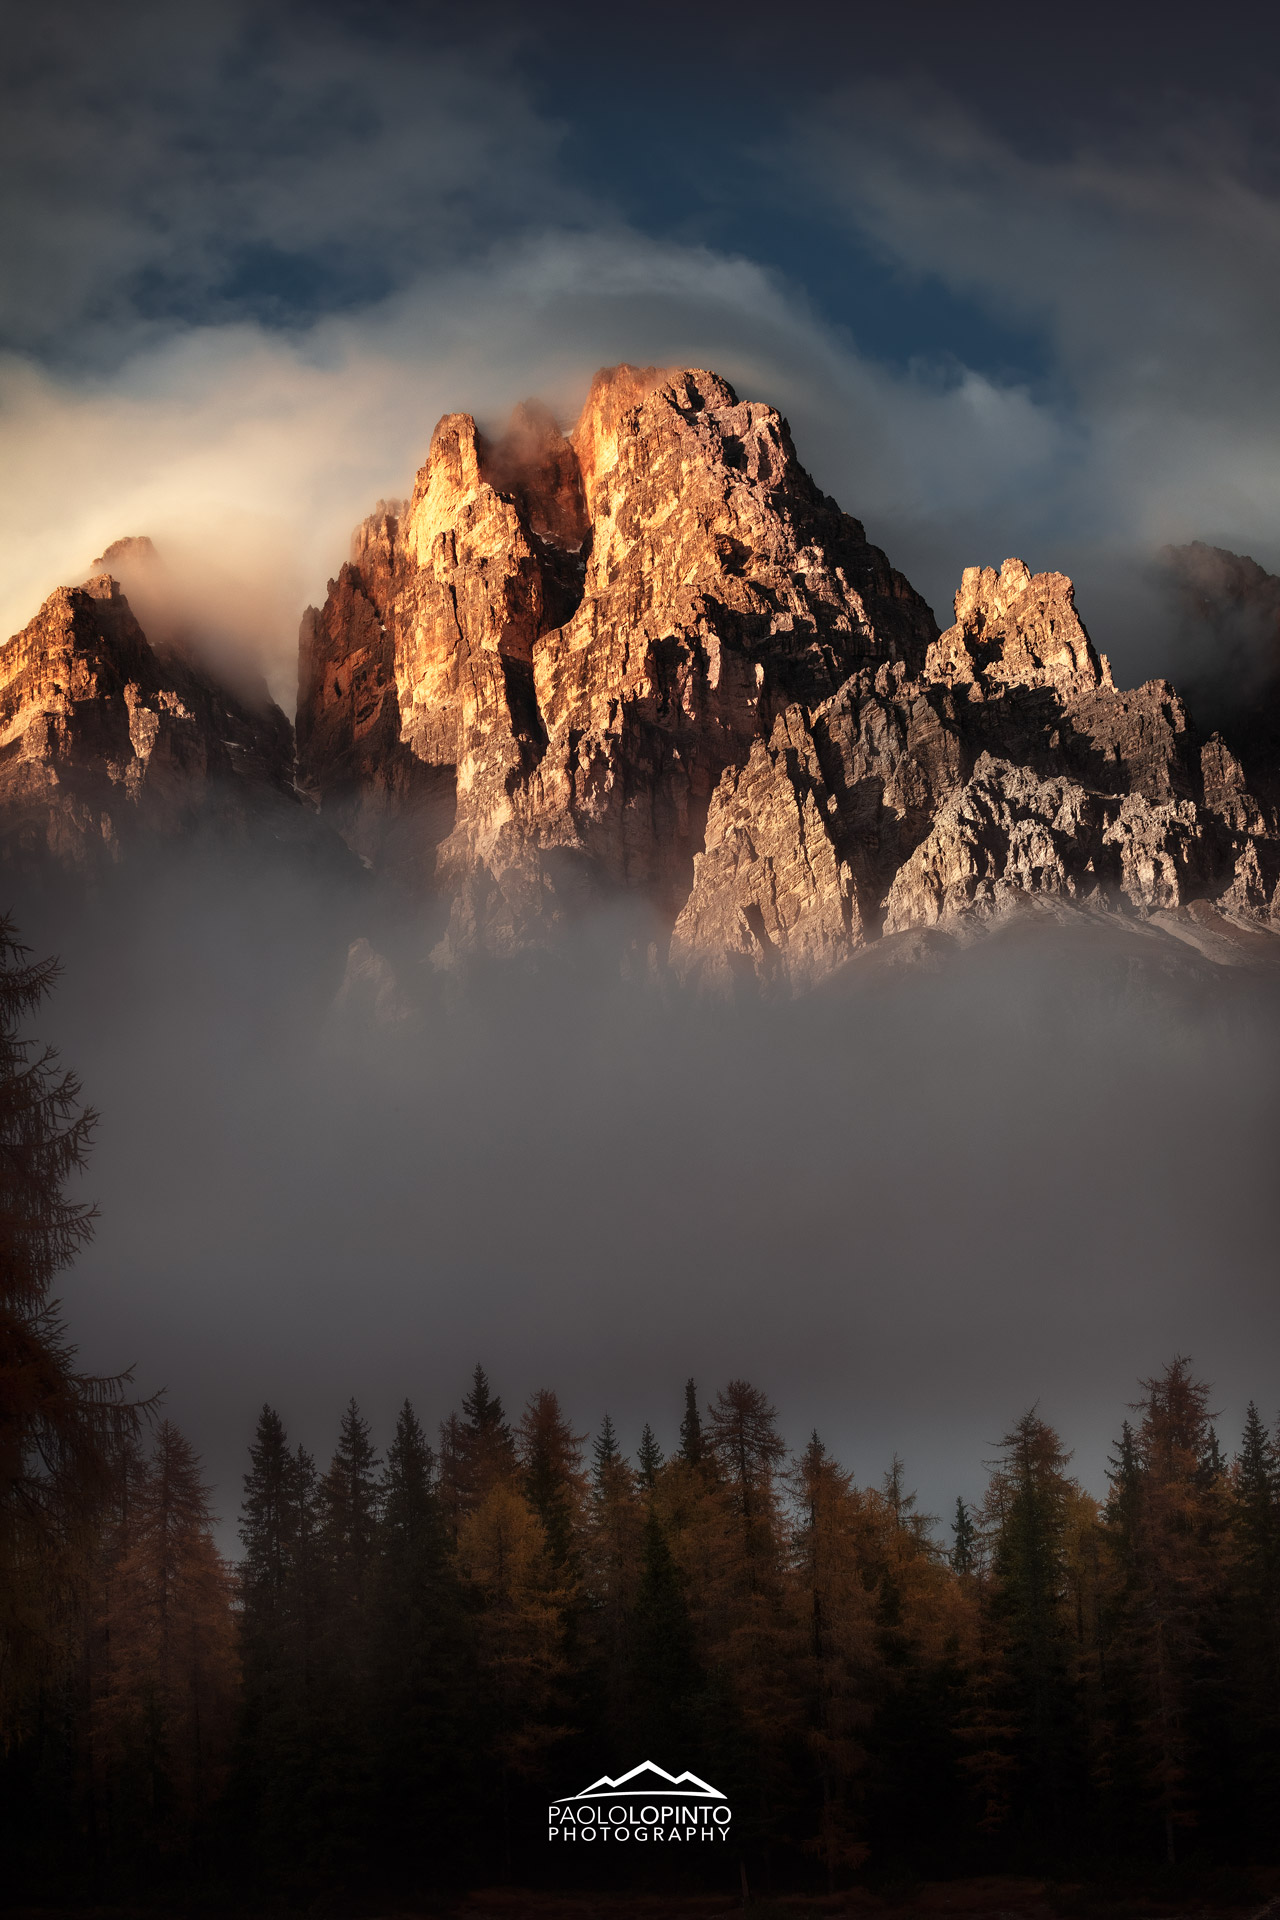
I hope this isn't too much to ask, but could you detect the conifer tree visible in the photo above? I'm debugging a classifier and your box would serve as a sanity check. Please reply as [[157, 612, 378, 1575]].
[[1101, 1359, 1229, 1863], [679, 1377, 705, 1466], [789, 1434, 880, 1885], [441, 1366, 516, 1522], [457, 1478, 571, 1855], [585, 1413, 642, 1730], [310, 1401, 382, 1867], [1225, 1402, 1280, 1836], [518, 1389, 586, 1573], [637, 1421, 664, 1490], [93, 1422, 238, 1860], [708, 1379, 786, 1555], [626, 1506, 702, 1760], [319, 1399, 381, 1597], [978, 1411, 1084, 1845], [372, 1400, 477, 1869], [236, 1410, 323, 1868], [592, 1410, 620, 1478], [0, 917, 139, 1741], [951, 1498, 978, 1576]]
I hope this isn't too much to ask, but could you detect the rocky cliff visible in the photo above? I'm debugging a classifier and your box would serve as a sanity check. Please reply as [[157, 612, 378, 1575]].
[[0, 554, 298, 870], [6, 363, 1279, 992], [297, 365, 1280, 988]]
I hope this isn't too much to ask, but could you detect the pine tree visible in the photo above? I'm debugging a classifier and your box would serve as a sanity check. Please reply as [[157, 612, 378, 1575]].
[[626, 1506, 702, 1761], [1100, 1359, 1229, 1863], [977, 1411, 1084, 1846], [440, 1366, 516, 1523], [679, 1377, 705, 1467], [951, 1498, 978, 1576], [0, 917, 140, 1742], [592, 1411, 620, 1479], [372, 1400, 478, 1871], [1225, 1402, 1280, 1841], [236, 1409, 321, 1870], [312, 1401, 382, 1864], [637, 1421, 665, 1491], [585, 1413, 641, 1735], [318, 1399, 381, 1597]]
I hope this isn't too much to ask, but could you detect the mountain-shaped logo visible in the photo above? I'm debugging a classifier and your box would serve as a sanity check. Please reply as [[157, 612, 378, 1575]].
[[566, 1762, 726, 1800], [548, 1760, 732, 1843]]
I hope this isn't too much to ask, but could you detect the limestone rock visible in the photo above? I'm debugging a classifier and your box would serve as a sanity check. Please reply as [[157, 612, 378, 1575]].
[[6, 367, 1280, 995], [297, 364, 937, 956], [0, 569, 297, 869]]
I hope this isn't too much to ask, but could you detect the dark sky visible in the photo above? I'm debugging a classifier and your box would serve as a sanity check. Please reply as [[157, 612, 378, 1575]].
[[5, 0, 1280, 1538]]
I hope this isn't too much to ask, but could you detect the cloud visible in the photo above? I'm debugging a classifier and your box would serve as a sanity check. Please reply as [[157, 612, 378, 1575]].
[[0, 228, 1076, 702], [0, 0, 581, 356], [11, 9, 1280, 703], [789, 88, 1280, 670]]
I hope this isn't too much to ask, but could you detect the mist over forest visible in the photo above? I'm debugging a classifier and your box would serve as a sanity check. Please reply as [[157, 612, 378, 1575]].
[[9, 844, 1277, 1549]]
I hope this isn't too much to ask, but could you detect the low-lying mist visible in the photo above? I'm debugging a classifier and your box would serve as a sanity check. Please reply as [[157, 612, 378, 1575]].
[[11, 843, 1279, 1555]]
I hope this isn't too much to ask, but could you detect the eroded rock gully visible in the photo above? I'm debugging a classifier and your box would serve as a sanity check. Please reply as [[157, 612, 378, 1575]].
[[5, 364, 1279, 991]]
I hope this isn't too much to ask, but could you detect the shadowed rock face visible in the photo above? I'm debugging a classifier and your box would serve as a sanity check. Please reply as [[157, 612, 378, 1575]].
[[673, 555, 1280, 990], [5, 366, 1280, 991]]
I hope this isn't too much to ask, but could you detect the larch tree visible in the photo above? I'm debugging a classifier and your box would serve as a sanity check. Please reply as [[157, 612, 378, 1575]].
[[788, 1434, 879, 1887], [517, 1388, 586, 1576], [93, 1421, 238, 1860]]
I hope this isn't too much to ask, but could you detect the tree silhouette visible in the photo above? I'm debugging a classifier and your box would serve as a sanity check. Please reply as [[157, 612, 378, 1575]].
[[0, 914, 141, 1743]]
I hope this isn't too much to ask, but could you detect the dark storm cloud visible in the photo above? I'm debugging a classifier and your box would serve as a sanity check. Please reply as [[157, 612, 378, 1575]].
[[0, 0, 584, 359]]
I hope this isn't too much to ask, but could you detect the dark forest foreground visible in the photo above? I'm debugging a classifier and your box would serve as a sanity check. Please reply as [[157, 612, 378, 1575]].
[[6, 1868, 1280, 1920], [4, 917, 1280, 1907]]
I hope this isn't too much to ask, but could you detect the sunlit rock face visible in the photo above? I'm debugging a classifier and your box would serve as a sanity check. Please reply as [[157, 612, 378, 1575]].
[[0, 572, 297, 870], [5, 365, 1279, 990], [299, 371, 1280, 986], [297, 363, 938, 958]]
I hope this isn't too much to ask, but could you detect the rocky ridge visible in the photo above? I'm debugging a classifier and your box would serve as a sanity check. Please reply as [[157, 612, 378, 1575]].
[[4, 363, 1279, 991], [0, 554, 298, 869], [297, 366, 1280, 988]]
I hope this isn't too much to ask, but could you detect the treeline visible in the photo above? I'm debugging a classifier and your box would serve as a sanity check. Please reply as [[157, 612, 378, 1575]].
[[7, 1362, 1280, 1895]]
